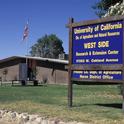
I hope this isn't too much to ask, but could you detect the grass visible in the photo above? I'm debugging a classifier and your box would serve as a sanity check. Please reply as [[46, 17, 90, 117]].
[[0, 83, 124, 124]]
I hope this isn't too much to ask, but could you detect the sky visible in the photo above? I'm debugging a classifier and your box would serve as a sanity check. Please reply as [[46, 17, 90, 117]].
[[0, 0, 100, 59]]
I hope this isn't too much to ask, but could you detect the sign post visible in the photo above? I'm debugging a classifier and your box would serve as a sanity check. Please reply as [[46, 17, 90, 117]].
[[67, 15, 124, 109], [68, 18, 74, 107]]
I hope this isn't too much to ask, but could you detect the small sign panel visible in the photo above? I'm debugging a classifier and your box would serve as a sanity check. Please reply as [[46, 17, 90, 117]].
[[72, 70, 122, 80], [72, 20, 123, 64]]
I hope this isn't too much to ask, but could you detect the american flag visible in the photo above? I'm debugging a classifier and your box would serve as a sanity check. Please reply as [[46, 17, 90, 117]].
[[22, 21, 29, 41]]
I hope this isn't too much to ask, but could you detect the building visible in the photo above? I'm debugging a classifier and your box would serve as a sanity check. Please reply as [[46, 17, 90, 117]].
[[0, 56, 68, 84]]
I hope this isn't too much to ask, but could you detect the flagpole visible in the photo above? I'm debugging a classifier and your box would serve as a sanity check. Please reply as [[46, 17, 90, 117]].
[[26, 38, 28, 65], [26, 37, 28, 82], [22, 20, 29, 82], [26, 19, 29, 81]]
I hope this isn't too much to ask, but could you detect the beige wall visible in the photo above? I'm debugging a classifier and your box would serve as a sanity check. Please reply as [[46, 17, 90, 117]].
[[56, 69, 68, 84], [0, 65, 19, 81], [0, 57, 68, 84], [36, 66, 68, 84], [36, 66, 55, 84], [0, 64, 68, 84]]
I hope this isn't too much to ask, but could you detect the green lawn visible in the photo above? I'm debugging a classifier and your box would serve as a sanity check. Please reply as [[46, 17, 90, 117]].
[[0, 84, 124, 124]]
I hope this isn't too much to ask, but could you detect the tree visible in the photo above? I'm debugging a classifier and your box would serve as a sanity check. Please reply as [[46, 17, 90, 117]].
[[104, 2, 124, 17], [93, 0, 123, 17], [30, 34, 64, 59]]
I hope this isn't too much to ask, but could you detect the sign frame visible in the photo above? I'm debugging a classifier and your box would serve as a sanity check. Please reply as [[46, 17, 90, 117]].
[[67, 15, 124, 107]]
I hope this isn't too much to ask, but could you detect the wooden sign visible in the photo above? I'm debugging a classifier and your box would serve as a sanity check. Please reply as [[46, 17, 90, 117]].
[[67, 15, 124, 107]]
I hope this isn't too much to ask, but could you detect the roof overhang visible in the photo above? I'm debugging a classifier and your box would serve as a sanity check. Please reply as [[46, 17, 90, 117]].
[[0, 56, 69, 65]]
